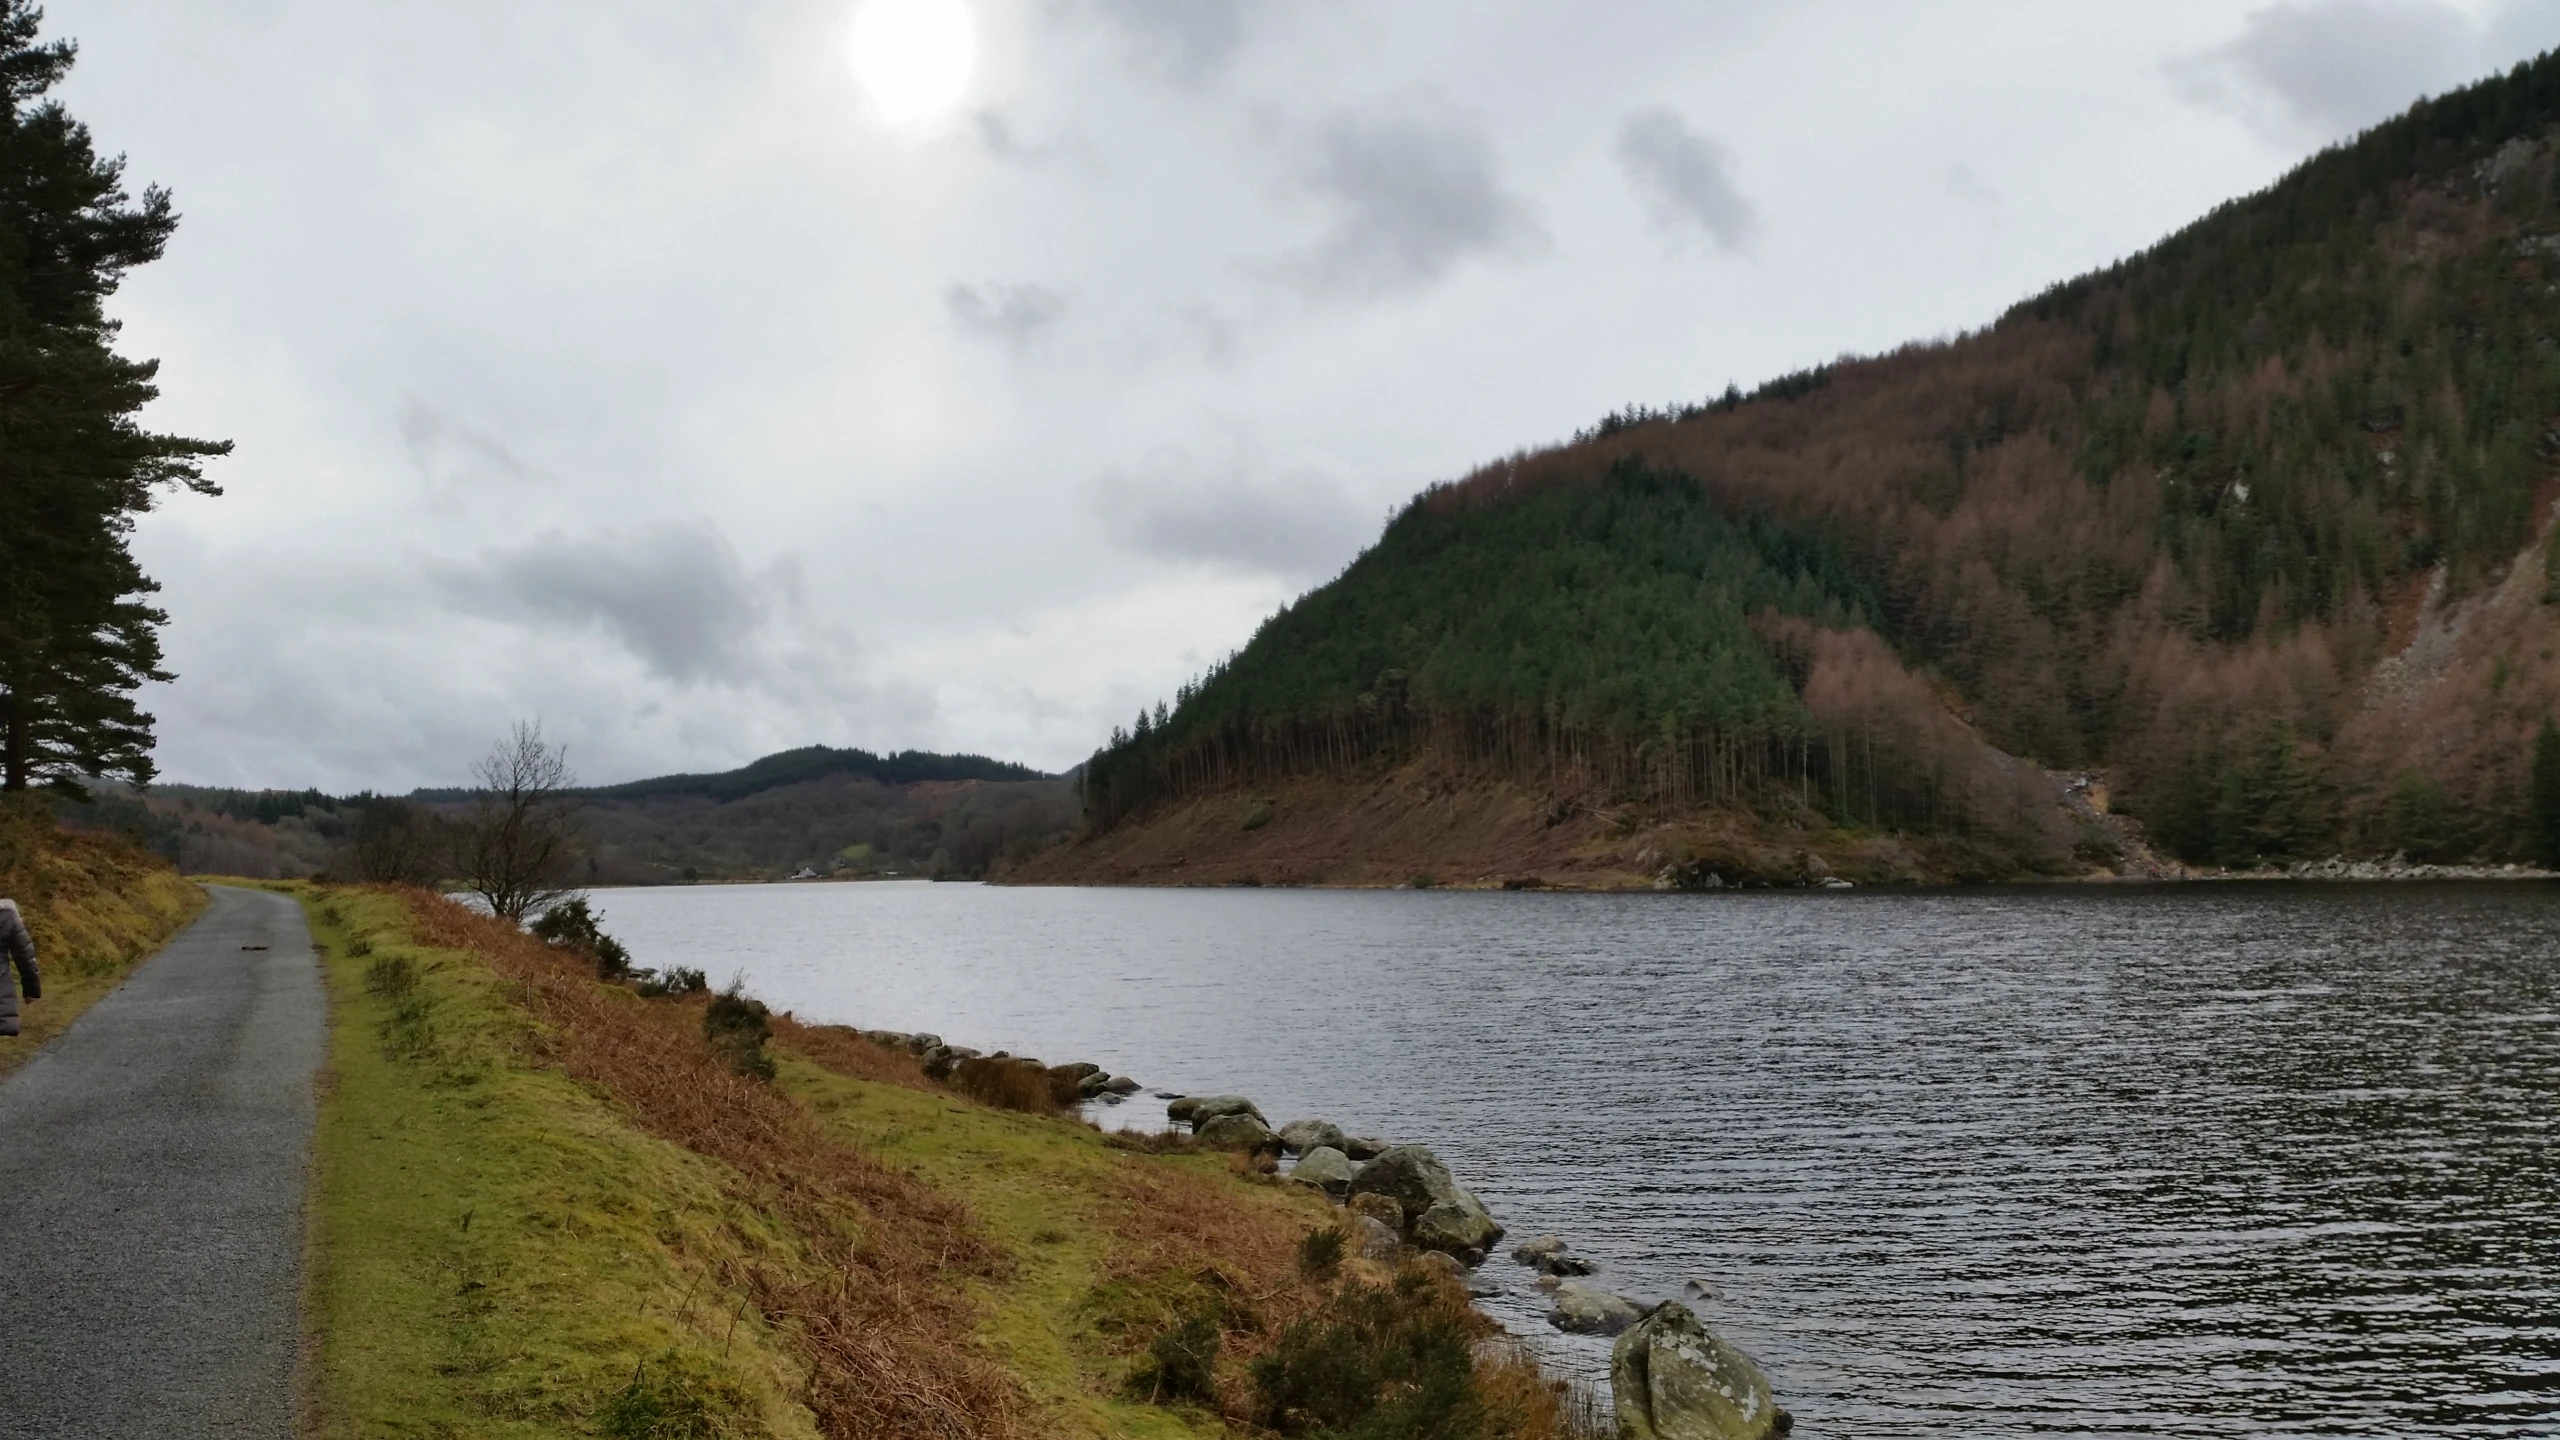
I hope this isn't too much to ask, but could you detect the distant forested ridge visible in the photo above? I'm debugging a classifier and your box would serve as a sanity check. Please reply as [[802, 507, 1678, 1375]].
[[581, 745, 1045, 803], [1078, 51, 2560, 874], [72, 744, 1069, 883]]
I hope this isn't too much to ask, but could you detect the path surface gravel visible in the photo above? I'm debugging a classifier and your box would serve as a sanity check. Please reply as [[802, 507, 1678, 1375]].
[[0, 885, 325, 1439]]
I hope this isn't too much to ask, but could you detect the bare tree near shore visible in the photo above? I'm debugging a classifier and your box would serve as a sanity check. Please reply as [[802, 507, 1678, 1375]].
[[453, 722, 584, 921]]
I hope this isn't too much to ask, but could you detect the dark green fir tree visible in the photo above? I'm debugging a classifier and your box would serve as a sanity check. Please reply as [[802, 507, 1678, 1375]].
[[0, 0, 226, 792]]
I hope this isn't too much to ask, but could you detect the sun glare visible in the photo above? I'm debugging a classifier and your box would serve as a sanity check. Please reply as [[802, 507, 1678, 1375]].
[[847, 0, 977, 128]]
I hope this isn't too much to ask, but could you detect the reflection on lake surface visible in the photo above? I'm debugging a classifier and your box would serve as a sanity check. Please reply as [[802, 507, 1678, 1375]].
[[592, 880, 2560, 1438]]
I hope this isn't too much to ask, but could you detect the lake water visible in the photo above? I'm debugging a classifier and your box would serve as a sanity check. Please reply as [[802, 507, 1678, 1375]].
[[590, 880, 2560, 1438]]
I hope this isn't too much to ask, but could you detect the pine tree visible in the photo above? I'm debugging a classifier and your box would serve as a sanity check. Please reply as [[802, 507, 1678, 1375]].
[[0, 1, 226, 792], [2530, 718, 2560, 868]]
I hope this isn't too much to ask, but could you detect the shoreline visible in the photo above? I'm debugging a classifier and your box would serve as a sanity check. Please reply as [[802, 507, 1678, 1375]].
[[992, 861, 2560, 892]]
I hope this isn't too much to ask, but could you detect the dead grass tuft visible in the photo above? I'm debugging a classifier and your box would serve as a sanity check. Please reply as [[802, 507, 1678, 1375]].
[[399, 889, 1024, 1440], [947, 1056, 1081, 1114], [1100, 1127, 1199, 1156]]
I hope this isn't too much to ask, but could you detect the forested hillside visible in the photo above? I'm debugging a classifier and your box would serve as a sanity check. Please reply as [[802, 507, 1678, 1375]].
[[1060, 53, 2560, 879]]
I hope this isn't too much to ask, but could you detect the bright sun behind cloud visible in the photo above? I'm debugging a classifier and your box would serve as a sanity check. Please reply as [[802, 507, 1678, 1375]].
[[847, 0, 978, 128]]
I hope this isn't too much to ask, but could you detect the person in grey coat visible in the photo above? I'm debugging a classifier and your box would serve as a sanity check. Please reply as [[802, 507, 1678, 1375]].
[[0, 898, 39, 1038]]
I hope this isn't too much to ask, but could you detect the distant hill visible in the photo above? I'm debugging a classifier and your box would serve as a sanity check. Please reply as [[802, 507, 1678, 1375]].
[[71, 744, 1071, 884], [584, 745, 1047, 803], [1033, 53, 2560, 886]]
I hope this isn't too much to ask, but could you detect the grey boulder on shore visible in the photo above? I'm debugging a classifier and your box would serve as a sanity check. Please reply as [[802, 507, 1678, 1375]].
[[1288, 1145, 1358, 1195], [1547, 1280, 1644, 1336], [1167, 1094, 1265, 1129], [1277, 1118, 1349, 1155], [1348, 1213, 1401, 1262], [1346, 1145, 1502, 1255], [1611, 1301, 1791, 1439], [1193, 1112, 1282, 1153]]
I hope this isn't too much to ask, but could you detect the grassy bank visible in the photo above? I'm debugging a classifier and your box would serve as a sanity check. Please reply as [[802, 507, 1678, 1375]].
[[0, 798, 206, 1075], [293, 882, 1585, 1438]]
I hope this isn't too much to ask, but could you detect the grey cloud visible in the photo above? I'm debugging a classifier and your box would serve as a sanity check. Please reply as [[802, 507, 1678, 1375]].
[[972, 109, 1038, 164], [1616, 107, 1755, 251], [1091, 0, 1250, 82], [946, 281, 1069, 348], [442, 521, 772, 685], [399, 397, 534, 489], [1283, 100, 1542, 299], [2170, 1, 2477, 141], [1089, 452, 1373, 579], [972, 109, 1056, 167]]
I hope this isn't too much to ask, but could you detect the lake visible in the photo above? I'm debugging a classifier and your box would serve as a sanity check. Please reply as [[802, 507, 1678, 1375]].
[[590, 880, 2560, 1438]]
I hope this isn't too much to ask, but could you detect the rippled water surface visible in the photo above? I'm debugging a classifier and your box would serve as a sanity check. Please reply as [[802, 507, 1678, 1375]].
[[593, 881, 2560, 1437]]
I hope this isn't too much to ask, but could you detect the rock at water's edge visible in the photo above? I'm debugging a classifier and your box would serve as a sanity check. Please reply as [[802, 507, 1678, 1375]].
[[1511, 1235, 1595, 1273], [1167, 1094, 1265, 1129], [1289, 1146, 1358, 1195], [1343, 1135, 1390, 1160], [1349, 1145, 1502, 1255], [1611, 1301, 1789, 1439], [1193, 1112, 1282, 1153], [1412, 1199, 1501, 1256], [1277, 1118, 1350, 1155], [1548, 1280, 1643, 1337]]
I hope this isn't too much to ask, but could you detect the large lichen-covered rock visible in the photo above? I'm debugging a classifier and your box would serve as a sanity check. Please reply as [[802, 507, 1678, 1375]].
[[1277, 1118, 1349, 1155], [1167, 1094, 1265, 1129], [1347, 1145, 1502, 1254], [1193, 1112, 1282, 1153], [1288, 1145, 1358, 1195], [1612, 1302, 1790, 1439]]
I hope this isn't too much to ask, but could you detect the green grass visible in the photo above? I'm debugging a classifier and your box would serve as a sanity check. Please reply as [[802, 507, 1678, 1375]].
[[290, 886, 818, 1439], [777, 1052, 1332, 1439], [281, 882, 1552, 1438]]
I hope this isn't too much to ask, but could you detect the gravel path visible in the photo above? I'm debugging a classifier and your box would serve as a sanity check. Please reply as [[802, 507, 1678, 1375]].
[[0, 885, 325, 1439]]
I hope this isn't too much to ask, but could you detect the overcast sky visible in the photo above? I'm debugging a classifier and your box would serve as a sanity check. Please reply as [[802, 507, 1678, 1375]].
[[48, 0, 2560, 790]]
